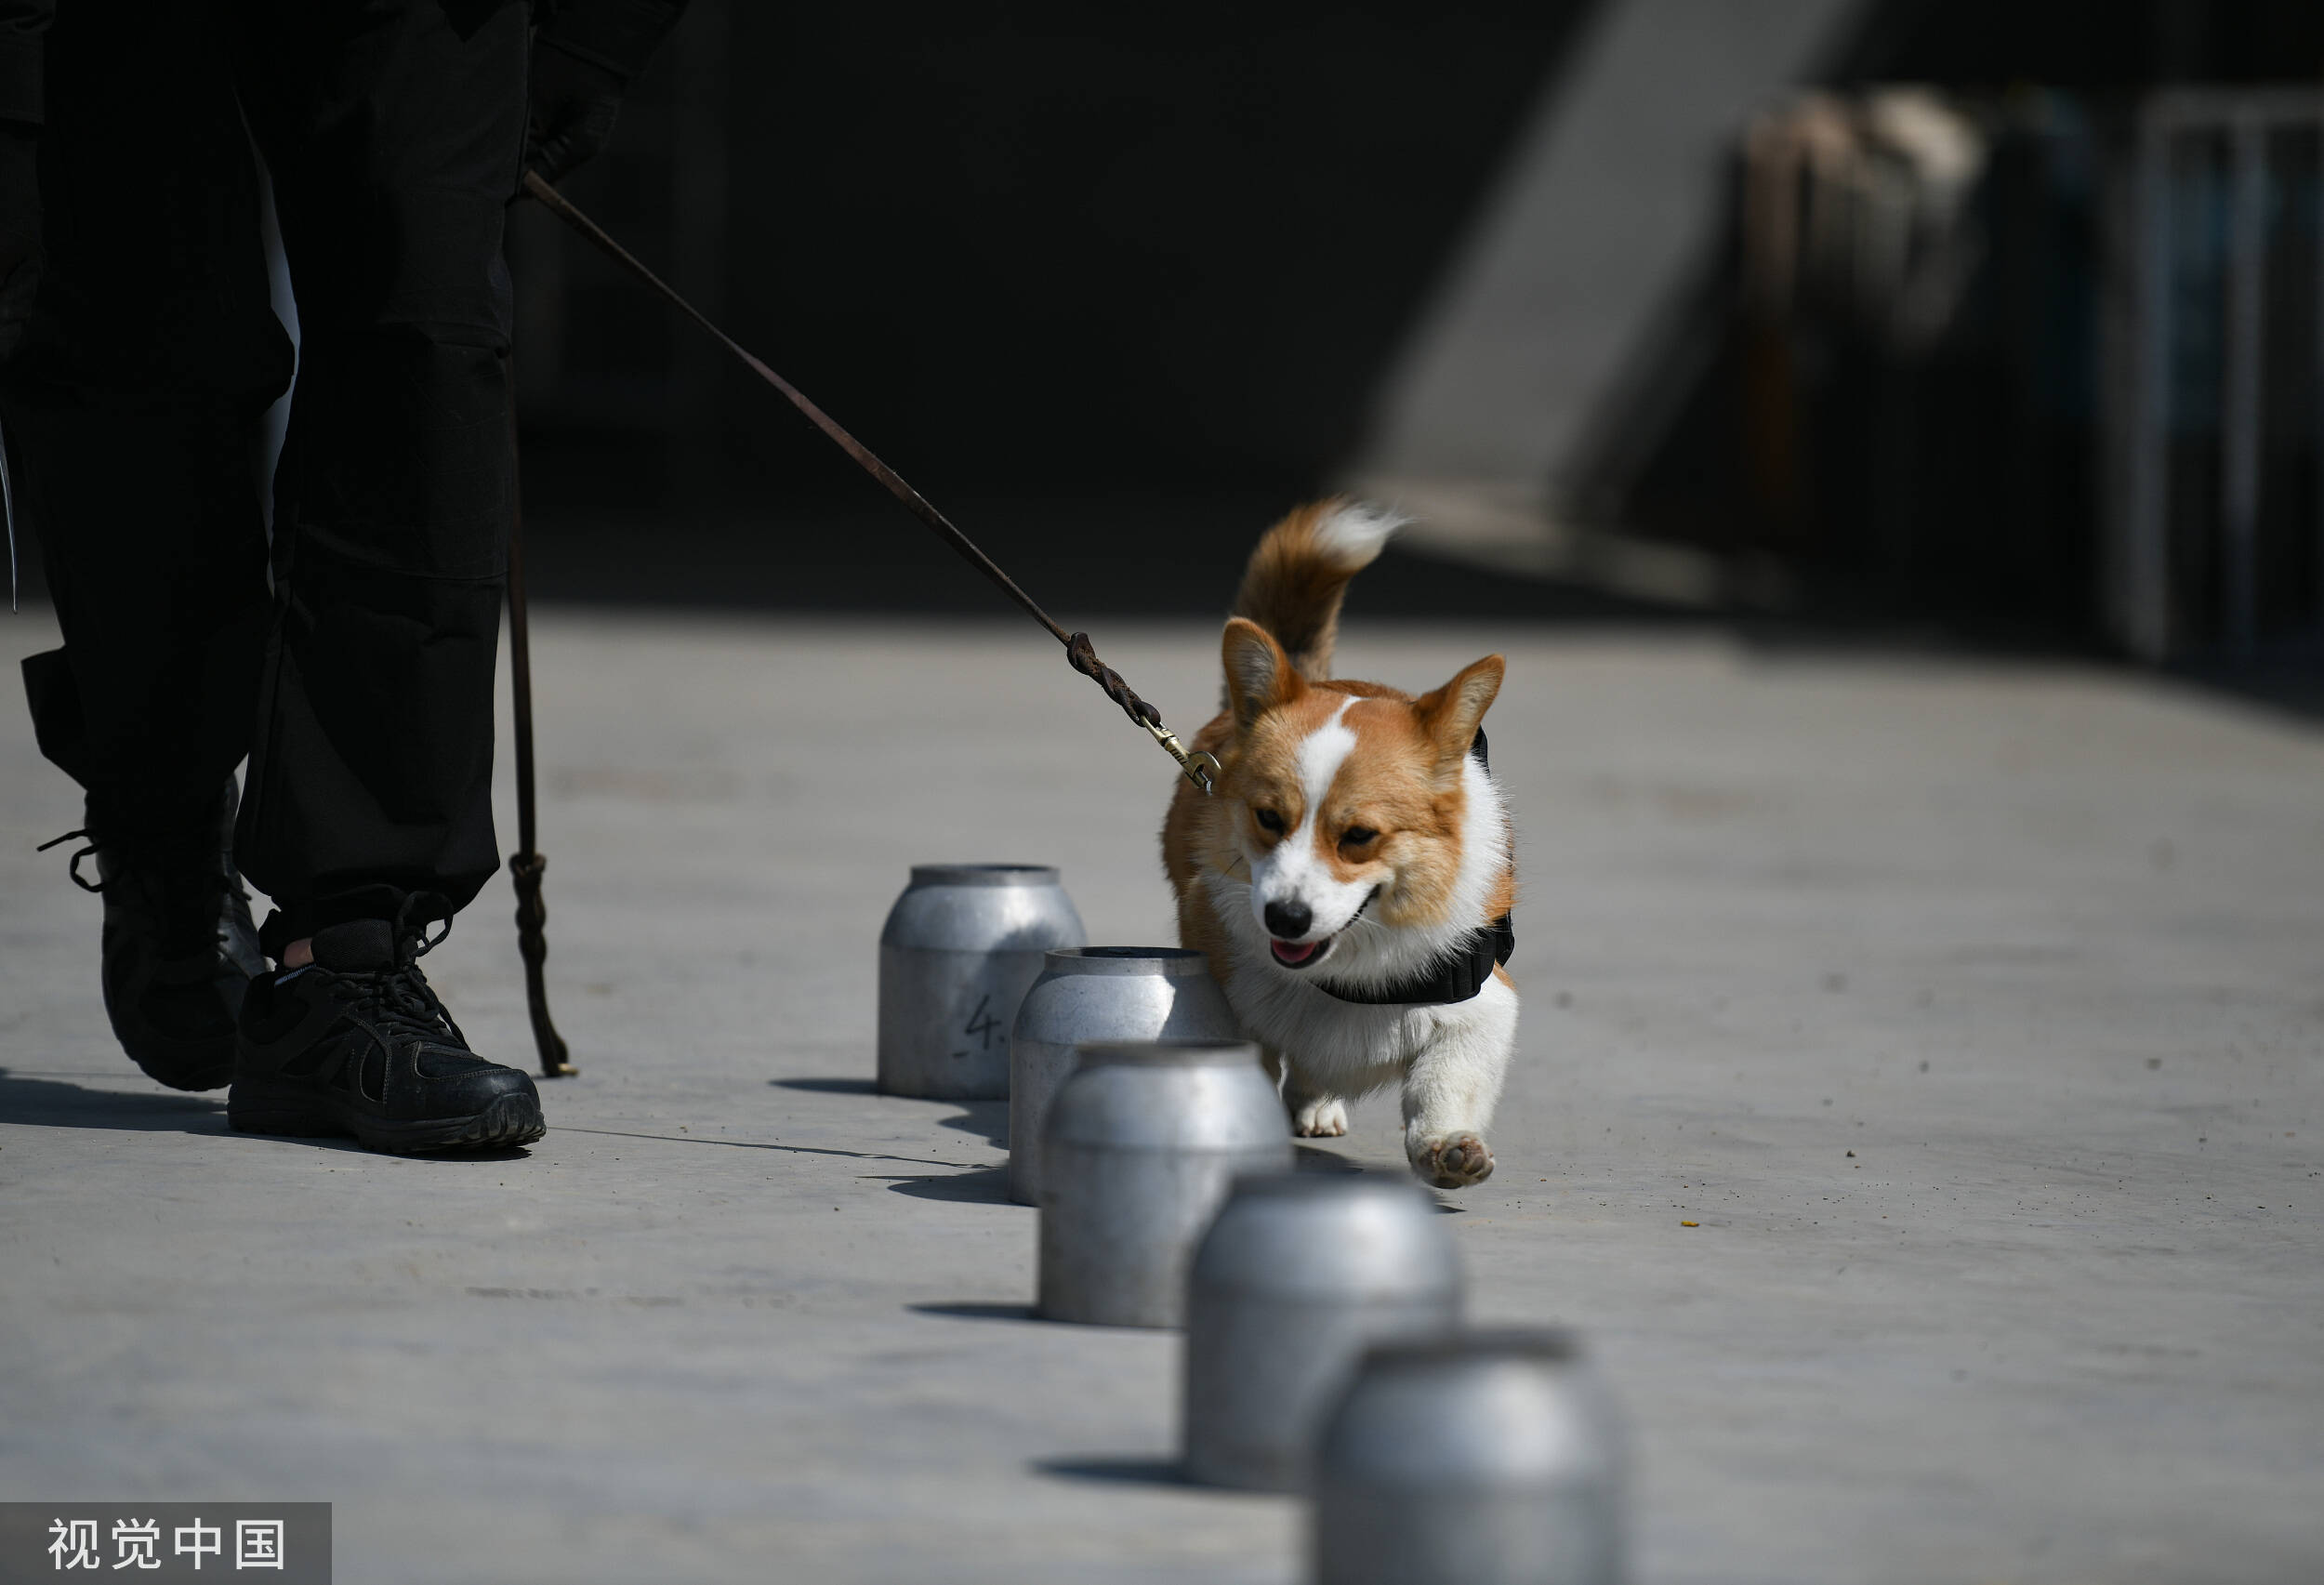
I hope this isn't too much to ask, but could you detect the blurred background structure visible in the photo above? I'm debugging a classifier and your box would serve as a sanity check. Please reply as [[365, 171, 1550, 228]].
[[506, 0, 2314, 663]]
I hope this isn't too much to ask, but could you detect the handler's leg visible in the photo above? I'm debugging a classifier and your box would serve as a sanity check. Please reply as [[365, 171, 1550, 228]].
[[234, 0, 524, 939], [5, 0, 287, 1090], [225, 0, 544, 1154]]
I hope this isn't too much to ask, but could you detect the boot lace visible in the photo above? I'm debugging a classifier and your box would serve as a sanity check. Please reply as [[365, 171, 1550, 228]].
[[36, 828, 105, 892], [39, 826, 249, 958], [338, 913, 467, 1050]]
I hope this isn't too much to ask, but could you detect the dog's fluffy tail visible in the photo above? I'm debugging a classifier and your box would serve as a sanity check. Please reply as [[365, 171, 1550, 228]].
[[1231, 498, 1403, 680]]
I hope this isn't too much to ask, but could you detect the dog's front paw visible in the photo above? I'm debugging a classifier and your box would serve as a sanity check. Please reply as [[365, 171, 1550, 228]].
[[1411, 1132, 1495, 1189], [1292, 1097, 1349, 1138]]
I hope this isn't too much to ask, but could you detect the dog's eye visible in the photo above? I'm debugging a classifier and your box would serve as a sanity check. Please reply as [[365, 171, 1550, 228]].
[[1340, 826, 1379, 849], [1254, 808, 1285, 834]]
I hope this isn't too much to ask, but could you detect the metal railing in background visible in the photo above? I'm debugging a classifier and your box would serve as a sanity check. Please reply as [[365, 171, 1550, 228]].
[[2114, 89, 2324, 662]]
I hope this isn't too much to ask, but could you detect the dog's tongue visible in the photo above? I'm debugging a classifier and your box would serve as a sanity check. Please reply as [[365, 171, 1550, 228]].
[[1271, 938, 1319, 966]]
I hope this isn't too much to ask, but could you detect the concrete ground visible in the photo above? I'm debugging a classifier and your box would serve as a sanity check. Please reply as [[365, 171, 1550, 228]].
[[3, 605, 2319, 1585]]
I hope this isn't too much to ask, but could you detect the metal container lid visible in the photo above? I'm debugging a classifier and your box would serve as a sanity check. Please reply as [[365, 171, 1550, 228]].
[[1075, 1040, 1257, 1068], [1192, 1172, 1460, 1301], [1324, 1327, 1618, 1490], [1045, 1041, 1284, 1152], [1357, 1327, 1581, 1369], [1038, 945, 1212, 976], [906, 863, 1061, 887], [879, 863, 1085, 951]]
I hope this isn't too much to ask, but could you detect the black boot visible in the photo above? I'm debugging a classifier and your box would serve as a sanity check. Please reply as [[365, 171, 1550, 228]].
[[231, 913, 546, 1154], [41, 778, 265, 1091]]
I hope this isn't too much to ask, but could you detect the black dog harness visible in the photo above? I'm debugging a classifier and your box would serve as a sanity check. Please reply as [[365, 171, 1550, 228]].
[[1314, 730, 1514, 1008]]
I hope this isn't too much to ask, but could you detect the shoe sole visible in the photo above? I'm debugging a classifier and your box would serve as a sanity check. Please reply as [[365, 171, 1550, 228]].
[[228, 1084, 547, 1155], [120, 1031, 238, 1092], [135, 1055, 236, 1092]]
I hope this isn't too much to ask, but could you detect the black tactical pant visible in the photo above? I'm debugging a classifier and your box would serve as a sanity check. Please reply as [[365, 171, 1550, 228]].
[[7, 0, 529, 946]]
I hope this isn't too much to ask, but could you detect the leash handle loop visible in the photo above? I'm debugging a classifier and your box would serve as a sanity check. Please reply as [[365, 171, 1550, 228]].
[[1064, 631, 1215, 793], [1064, 629, 1158, 725]]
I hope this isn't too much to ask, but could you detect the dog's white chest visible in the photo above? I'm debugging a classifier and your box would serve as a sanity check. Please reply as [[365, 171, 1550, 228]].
[[1200, 878, 1509, 1086]]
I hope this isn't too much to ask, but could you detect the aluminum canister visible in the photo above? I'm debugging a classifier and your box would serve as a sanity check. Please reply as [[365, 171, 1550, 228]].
[[1312, 1330, 1626, 1585], [1008, 947, 1241, 1206], [877, 864, 1085, 1100], [1182, 1173, 1461, 1492], [1037, 1041, 1288, 1328]]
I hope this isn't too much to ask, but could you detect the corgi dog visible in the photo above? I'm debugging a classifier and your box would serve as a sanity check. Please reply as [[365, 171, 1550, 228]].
[[1162, 500, 1515, 1189]]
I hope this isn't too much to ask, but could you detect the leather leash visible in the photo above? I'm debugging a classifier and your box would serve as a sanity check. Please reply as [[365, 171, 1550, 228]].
[[518, 169, 1220, 796], [505, 378, 574, 1078]]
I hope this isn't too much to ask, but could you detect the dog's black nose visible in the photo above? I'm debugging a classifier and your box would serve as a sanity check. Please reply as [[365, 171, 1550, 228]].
[[1263, 900, 1312, 939]]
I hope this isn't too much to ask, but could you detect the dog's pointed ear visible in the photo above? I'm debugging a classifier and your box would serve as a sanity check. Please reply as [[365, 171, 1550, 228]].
[[1222, 617, 1301, 734], [1415, 655, 1503, 774]]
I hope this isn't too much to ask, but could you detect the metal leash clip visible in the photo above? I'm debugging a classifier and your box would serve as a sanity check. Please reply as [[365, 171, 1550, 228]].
[[1146, 720, 1221, 794]]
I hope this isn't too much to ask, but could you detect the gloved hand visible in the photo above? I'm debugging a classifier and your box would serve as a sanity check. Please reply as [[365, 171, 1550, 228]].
[[0, 123, 40, 363], [525, 38, 628, 186]]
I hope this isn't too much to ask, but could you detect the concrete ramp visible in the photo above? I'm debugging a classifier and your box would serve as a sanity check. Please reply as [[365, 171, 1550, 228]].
[[1352, 0, 1865, 593]]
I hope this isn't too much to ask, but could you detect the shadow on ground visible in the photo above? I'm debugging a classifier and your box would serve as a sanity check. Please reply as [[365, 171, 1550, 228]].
[[1033, 1457, 1191, 1489], [0, 1069, 540, 1161], [512, 497, 2324, 727], [2166, 657, 2324, 730], [939, 1101, 1008, 1150], [0, 1068, 226, 1134], [883, 1166, 1013, 1205], [771, 1079, 1008, 1152], [908, 1301, 1040, 1324], [561, 1123, 960, 1169]]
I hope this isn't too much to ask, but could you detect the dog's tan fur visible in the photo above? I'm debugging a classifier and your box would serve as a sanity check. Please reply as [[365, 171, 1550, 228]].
[[1227, 497, 1374, 681]]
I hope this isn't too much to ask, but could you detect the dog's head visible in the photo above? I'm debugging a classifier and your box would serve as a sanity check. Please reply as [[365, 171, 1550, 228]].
[[1214, 617, 1503, 973]]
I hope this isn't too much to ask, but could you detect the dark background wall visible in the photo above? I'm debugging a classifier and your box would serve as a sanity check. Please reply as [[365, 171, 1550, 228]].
[[522, 4, 1596, 493], [515, 0, 1618, 615]]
